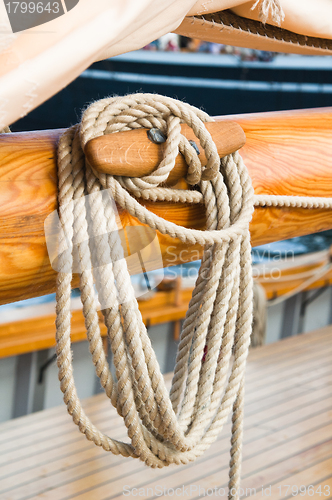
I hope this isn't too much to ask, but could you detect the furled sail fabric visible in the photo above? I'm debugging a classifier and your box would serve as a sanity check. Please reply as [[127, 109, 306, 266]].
[[189, 0, 332, 40], [178, 1, 332, 57], [0, 0, 332, 128]]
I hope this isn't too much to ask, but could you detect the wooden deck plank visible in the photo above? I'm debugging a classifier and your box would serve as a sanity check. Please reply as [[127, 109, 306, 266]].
[[297, 477, 332, 500], [1, 386, 331, 500], [4, 398, 332, 499], [50, 435, 330, 500], [245, 457, 332, 500], [0, 324, 329, 437], [0, 363, 330, 484], [0, 330, 330, 451], [1, 382, 331, 493], [119, 426, 332, 500], [0, 328, 331, 500], [247, 325, 332, 360], [2, 340, 330, 458], [0, 341, 330, 459], [238, 440, 332, 499]]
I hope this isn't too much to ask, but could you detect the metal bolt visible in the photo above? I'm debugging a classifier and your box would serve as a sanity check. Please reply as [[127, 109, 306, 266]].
[[147, 128, 166, 144], [189, 140, 200, 156]]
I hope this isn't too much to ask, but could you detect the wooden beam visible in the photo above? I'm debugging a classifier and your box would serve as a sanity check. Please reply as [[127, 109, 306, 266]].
[[85, 120, 246, 183], [1, 108, 332, 305]]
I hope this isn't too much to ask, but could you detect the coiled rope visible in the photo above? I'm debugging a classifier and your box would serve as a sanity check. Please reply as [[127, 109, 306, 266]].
[[55, 93, 332, 498]]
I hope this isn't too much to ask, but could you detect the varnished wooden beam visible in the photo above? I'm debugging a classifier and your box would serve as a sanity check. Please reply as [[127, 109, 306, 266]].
[[85, 120, 246, 184], [1, 107, 332, 305]]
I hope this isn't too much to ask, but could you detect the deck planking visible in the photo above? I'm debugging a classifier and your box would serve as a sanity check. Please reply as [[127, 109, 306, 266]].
[[0, 327, 331, 499]]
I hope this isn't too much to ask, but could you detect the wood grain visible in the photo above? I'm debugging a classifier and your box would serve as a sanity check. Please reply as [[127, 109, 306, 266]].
[[0, 328, 331, 499], [84, 120, 246, 184], [1, 108, 332, 305]]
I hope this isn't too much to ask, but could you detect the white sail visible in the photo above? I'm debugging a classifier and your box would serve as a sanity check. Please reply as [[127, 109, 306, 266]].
[[0, 0, 332, 128]]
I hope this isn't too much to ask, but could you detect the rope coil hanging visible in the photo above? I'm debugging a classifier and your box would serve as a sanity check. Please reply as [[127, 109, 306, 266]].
[[56, 94, 254, 497], [56, 93, 332, 495]]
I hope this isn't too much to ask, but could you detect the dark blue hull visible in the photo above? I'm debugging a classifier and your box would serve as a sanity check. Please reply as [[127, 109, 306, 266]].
[[12, 51, 332, 131]]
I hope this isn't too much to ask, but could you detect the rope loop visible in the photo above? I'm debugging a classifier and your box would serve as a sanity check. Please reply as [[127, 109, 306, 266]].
[[56, 93, 255, 497], [80, 93, 221, 189]]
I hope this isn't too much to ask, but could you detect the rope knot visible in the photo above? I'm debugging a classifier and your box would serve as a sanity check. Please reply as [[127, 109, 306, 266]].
[[80, 94, 221, 197], [147, 124, 205, 186]]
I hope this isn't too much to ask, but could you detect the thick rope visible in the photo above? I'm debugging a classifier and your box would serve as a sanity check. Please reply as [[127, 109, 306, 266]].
[[251, 282, 267, 346], [55, 93, 332, 496], [56, 94, 254, 495]]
